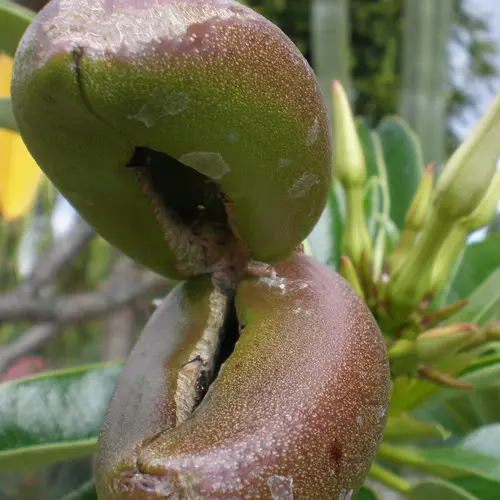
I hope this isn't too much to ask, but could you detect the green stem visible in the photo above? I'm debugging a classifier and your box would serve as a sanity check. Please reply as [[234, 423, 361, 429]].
[[378, 442, 423, 466], [369, 462, 412, 493], [342, 185, 372, 264], [388, 214, 453, 313]]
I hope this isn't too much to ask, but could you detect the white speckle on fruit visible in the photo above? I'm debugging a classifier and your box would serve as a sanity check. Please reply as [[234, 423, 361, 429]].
[[179, 151, 230, 179], [163, 92, 190, 115], [356, 415, 363, 426], [289, 172, 320, 198], [128, 93, 189, 126], [267, 475, 294, 499], [339, 489, 353, 500], [378, 405, 387, 420], [44, 0, 260, 57], [227, 130, 239, 142], [277, 158, 291, 168], [128, 104, 156, 127], [306, 116, 319, 147]]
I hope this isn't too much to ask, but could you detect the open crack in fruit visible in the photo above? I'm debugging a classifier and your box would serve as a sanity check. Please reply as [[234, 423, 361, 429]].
[[96, 254, 390, 498], [11, 0, 391, 497], [11, 0, 331, 280]]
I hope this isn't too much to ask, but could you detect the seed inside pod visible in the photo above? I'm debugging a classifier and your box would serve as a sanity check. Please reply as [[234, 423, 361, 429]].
[[125, 147, 250, 278]]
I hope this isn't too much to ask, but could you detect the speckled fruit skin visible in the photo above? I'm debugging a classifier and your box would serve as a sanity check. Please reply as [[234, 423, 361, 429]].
[[11, 0, 331, 279], [95, 253, 390, 499]]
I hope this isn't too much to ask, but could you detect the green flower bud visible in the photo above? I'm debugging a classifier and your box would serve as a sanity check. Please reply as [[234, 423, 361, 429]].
[[434, 92, 500, 220], [416, 323, 476, 363], [331, 81, 372, 265], [404, 162, 435, 231], [459, 162, 500, 232], [332, 80, 366, 187], [430, 166, 500, 293], [388, 163, 434, 273]]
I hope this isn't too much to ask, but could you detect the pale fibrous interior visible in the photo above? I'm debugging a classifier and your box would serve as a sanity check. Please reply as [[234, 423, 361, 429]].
[[127, 147, 249, 278]]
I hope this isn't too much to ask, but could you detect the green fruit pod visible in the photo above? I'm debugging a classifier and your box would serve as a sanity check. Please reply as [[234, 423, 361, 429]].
[[11, 0, 332, 279], [96, 254, 390, 498]]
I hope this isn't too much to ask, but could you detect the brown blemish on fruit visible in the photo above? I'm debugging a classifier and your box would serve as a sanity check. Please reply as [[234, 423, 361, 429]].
[[329, 440, 345, 476]]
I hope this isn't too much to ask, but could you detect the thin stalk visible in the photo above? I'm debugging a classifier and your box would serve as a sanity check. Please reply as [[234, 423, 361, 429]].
[[368, 462, 412, 493]]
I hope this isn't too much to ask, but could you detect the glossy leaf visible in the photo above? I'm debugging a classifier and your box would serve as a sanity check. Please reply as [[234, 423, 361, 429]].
[[417, 358, 500, 436], [0, 0, 34, 58], [0, 362, 122, 469], [377, 115, 424, 230], [418, 386, 500, 438], [447, 235, 500, 303], [406, 478, 479, 500], [452, 475, 500, 500], [460, 423, 500, 457]]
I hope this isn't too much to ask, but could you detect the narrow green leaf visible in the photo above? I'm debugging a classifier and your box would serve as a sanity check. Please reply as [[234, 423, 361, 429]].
[[406, 478, 479, 500], [447, 235, 500, 303], [0, 362, 123, 469], [384, 413, 451, 442], [357, 119, 394, 262], [0, 0, 35, 58], [418, 447, 500, 479], [377, 115, 424, 230], [61, 478, 97, 500], [462, 352, 500, 375], [446, 268, 500, 325], [427, 357, 500, 406], [379, 443, 500, 482], [0, 97, 17, 132]]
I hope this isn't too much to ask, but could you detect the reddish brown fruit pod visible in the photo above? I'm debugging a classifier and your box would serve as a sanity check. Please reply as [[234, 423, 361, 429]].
[[95, 253, 390, 498], [11, 0, 331, 280]]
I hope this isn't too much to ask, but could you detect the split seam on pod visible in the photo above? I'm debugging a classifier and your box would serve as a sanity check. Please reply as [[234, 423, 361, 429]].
[[96, 254, 390, 499]]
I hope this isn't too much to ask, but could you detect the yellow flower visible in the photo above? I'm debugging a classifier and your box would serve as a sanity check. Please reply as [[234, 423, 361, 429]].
[[0, 54, 43, 221]]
